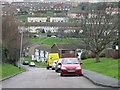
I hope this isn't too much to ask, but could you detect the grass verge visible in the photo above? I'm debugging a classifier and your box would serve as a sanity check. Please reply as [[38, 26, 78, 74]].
[[1, 63, 25, 79], [81, 58, 120, 80]]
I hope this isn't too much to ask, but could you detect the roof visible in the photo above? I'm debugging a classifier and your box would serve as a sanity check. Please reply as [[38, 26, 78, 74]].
[[51, 43, 86, 50], [35, 44, 51, 52], [68, 8, 86, 13]]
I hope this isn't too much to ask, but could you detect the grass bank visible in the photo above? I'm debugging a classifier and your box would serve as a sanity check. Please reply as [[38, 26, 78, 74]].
[[30, 37, 82, 45], [82, 58, 120, 79], [1, 63, 25, 79]]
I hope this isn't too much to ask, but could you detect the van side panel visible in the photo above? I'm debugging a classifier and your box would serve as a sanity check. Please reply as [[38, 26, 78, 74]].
[[47, 53, 59, 67]]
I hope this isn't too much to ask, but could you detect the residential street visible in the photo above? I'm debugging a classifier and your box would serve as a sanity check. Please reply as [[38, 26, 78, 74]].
[[2, 66, 106, 88]]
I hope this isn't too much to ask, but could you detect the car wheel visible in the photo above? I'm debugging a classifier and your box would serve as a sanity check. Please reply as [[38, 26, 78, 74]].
[[56, 69, 58, 73], [52, 68, 55, 70], [79, 73, 83, 76], [60, 73, 63, 77], [47, 66, 49, 70]]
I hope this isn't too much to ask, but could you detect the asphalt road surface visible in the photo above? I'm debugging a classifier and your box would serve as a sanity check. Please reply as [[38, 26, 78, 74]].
[[2, 66, 106, 88]]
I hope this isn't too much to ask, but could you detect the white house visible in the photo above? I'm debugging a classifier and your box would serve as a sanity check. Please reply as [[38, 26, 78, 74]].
[[50, 17, 69, 22], [27, 26, 59, 33], [28, 16, 48, 22], [34, 45, 51, 62]]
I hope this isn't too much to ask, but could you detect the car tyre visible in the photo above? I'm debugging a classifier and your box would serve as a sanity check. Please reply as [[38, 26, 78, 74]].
[[56, 69, 58, 73], [79, 73, 83, 76], [52, 68, 55, 70], [60, 73, 63, 77], [47, 66, 49, 70]]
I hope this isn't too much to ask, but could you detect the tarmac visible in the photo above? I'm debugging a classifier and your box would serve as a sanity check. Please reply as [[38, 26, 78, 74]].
[[1, 67, 120, 88], [83, 69, 120, 88]]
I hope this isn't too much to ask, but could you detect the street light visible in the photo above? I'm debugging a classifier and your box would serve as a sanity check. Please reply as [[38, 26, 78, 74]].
[[19, 26, 24, 69]]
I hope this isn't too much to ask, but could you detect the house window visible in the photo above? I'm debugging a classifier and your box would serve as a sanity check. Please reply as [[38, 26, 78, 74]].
[[70, 50, 75, 54], [61, 50, 65, 54]]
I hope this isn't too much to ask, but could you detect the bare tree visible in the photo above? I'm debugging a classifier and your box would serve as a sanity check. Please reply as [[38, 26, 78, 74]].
[[2, 16, 21, 65], [80, 5, 118, 62]]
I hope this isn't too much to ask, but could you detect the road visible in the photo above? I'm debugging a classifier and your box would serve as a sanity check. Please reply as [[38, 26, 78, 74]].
[[2, 66, 106, 88]]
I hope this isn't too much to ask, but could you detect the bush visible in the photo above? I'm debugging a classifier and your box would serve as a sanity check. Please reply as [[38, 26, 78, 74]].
[[81, 51, 88, 60], [99, 52, 106, 57], [112, 51, 120, 59], [87, 52, 96, 58]]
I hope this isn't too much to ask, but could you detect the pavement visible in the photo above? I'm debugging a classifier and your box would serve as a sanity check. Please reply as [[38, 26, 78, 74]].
[[83, 69, 120, 88]]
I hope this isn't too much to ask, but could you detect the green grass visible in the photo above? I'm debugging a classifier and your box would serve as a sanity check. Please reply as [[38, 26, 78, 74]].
[[82, 58, 120, 79], [30, 37, 82, 45], [1, 63, 25, 79], [0, 64, 2, 79], [15, 14, 29, 22], [24, 58, 47, 67]]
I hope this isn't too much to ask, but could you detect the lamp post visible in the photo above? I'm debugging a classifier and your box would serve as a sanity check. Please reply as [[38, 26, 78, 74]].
[[19, 27, 24, 69]]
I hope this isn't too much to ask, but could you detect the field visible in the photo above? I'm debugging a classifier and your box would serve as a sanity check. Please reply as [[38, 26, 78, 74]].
[[82, 58, 120, 79], [1, 64, 25, 79], [30, 37, 82, 45]]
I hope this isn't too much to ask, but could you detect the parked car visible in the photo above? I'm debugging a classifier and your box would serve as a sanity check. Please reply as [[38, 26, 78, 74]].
[[51, 35, 56, 38], [22, 61, 29, 65], [52, 60, 58, 70], [29, 62, 36, 67], [55, 58, 63, 73], [60, 58, 83, 76]]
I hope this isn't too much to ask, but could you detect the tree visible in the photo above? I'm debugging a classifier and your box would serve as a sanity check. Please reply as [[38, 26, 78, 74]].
[[2, 16, 21, 65], [79, 4, 118, 62]]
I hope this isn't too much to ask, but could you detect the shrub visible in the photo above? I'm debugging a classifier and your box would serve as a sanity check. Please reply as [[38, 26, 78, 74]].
[[112, 51, 120, 59], [81, 51, 88, 60], [87, 52, 96, 58], [99, 52, 106, 57]]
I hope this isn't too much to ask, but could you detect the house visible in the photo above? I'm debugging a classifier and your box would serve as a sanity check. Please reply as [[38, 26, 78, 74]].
[[34, 45, 51, 62], [106, 7, 120, 15], [51, 43, 85, 58], [27, 16, 48, 22], [68, 8, 86, 19], [25, 22, 81, 33], [50, 16, 69, 22], [52, 3, 71, 11]]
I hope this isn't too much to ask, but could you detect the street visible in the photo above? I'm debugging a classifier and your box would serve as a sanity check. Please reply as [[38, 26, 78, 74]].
[[2, 66, 106, 88]]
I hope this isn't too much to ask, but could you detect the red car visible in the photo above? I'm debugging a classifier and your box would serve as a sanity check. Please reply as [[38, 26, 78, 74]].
[[60, 58, 83, 76]]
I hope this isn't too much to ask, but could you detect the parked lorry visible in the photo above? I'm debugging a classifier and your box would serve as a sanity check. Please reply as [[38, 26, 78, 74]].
[[46, 53, 59, 69]]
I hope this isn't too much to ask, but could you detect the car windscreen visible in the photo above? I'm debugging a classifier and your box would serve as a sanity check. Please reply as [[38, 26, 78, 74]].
[[63, 58, 79, 64]]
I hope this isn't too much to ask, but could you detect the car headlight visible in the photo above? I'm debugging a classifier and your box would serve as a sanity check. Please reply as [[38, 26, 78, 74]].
[[61, 67, 67, 70], [76, 67, 81, 69]]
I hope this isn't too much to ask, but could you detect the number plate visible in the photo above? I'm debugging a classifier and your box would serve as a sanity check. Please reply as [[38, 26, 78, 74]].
[[68, 70, 75, 72]]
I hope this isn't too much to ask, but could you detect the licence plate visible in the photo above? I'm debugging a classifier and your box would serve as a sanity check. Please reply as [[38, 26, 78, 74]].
[[68, 70, 75, 72]]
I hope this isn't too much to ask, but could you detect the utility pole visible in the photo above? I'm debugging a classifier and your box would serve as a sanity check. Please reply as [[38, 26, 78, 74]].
[[19, 27, 24, 69]]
